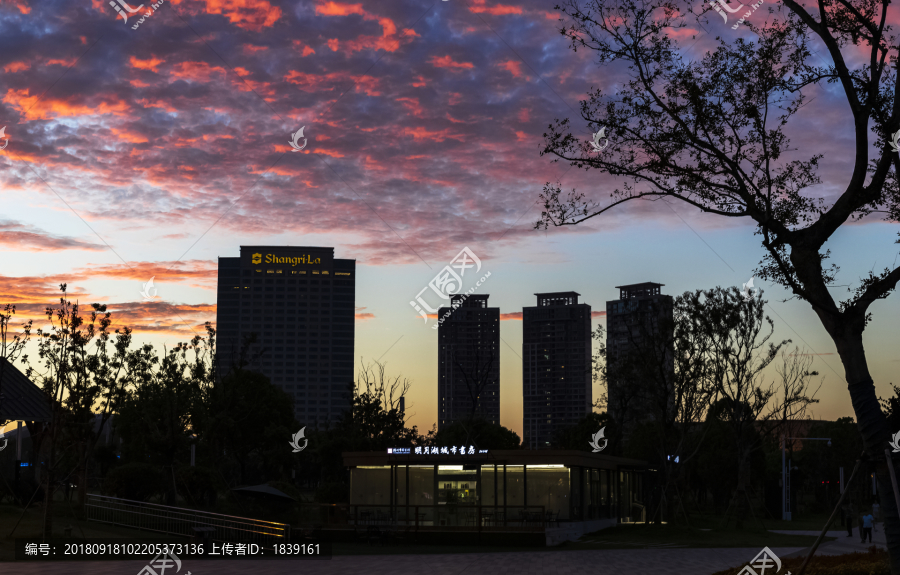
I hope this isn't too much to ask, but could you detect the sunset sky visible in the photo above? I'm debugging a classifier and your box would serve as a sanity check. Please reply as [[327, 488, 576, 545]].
[[1, 0, 898, 438]]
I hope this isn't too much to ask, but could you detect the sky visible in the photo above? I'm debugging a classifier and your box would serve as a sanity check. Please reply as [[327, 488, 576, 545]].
[[1, 0, 898, 439]]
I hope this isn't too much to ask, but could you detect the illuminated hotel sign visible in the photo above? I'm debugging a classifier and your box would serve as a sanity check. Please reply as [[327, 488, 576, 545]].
[[388, 446, 488, 455], [252, 253, 322, 266]]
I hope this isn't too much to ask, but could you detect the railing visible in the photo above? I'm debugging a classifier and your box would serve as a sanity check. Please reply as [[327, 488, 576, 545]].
[[347, 504, 549, 532], [85, 494, 290, 546]]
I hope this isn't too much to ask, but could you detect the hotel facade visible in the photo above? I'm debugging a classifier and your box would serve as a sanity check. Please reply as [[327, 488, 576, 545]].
[[216, 246, 355, 425]]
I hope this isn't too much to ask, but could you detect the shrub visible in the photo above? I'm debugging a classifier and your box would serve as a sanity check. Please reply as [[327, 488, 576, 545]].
[[102, 463, 163, 502], [315, 481, 348, 504], [175, 466, 220, 507], [710, 548, 888, 575]]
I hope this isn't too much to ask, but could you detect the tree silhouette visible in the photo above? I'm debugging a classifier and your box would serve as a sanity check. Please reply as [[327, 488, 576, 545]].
[[539, 0, 900, 567]]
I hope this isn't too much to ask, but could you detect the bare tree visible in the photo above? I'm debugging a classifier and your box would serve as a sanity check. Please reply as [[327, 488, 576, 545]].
[[450, 341, 498, 420], [356, 358, 411, 416], [700, 288, 820, 526]]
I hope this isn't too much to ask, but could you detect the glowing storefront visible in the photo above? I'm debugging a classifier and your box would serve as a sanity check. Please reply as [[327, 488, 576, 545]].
[[343, 449, 648, 543]]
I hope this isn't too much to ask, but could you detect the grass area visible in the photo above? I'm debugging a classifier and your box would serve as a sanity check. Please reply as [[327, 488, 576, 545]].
[[564, 523, 831, 550], [327, 523, 830, 555], [0, 503, 174, 562], [685, 512, 839, 532]]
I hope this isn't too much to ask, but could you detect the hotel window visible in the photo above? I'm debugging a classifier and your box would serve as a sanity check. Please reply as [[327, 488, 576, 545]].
[[312, 270, 320, 274], [267, 270, 274, 274]]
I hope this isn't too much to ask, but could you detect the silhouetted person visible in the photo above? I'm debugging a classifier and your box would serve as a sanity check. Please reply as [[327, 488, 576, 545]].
[[859, 512, 865, 543], [843, 503, 853, 537], [863, 511, 874, 543]]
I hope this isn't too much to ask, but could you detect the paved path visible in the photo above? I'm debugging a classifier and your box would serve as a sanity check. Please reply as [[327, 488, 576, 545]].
[[774, 526, 887, 559], [5, 547, 805, 575]]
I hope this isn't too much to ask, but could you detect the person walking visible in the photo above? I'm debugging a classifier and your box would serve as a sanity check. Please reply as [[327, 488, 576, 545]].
[[863, 511, 875, 544], [859, 512, 866, 543], [845, 504, 854, 537]]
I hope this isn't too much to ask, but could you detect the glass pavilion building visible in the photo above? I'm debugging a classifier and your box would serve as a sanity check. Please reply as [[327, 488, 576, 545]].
[[343, 449, 648, 544]]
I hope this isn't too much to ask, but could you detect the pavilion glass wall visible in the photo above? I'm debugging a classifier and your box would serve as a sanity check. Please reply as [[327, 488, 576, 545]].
[[350, 463, 630, 526], [506, 465, 525, 508], [526, 465, 570, 520]]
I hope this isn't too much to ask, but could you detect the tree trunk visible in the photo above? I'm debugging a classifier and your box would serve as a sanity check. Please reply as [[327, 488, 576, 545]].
[[832, 328, 900, 573], [77, 444, 88, 517], [41, 432, 57, 539]]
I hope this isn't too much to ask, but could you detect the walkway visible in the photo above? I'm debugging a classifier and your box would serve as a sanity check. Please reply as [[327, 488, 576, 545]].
[[773, 526, 887, 558], [7, 547, 805, 575]]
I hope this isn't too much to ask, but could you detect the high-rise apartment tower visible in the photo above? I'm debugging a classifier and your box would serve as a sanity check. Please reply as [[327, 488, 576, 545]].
[[522, 292, 592, 449], [437, 294, 500, 430], [605, 282, 674, 428]]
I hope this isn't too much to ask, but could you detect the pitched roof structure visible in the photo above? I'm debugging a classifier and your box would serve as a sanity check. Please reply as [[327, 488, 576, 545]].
[[0, 357, 52, 422]]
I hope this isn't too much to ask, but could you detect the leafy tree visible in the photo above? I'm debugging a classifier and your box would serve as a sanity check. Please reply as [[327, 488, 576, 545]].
[[116, 339, 203, 505], [21, 286, 129, 535], [538, 0, 900, 565], [552, 411, 616, 453], [194, 367, 297, 488], [430, 417, 521, 450]]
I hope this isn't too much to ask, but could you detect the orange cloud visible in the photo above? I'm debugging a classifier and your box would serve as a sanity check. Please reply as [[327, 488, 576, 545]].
[[396, 97, 423, 117], [3, 0, 30, 14], [130, 56, 165, 72], [170, 61, 227, 82], [3, 89, 130, 121], [500, 60, 524, 78], [591, 311, 607, 318], [430, 55, 474, 70], [327, 38, 340, 51], [199, 0, 281, 31], [46, 58, 77, 67], [111, 128, 149, 144], [500, 312, 523, 320], [316, 1, 364, 16], [3, 62, 28, 73], [401, 126, 464, 143], [468, 0, 522, 15]]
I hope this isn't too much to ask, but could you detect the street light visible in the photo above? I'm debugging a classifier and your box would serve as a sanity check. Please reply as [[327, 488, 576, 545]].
[[782, 435, 831, 521]]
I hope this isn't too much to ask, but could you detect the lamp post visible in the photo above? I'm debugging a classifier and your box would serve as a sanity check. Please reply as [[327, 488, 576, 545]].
[[782, 435, 831, 521], [190, 433, 197, 467]]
